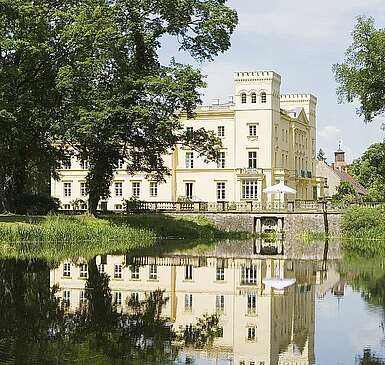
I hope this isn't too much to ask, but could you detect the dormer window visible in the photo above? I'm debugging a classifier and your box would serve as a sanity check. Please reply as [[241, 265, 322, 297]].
[[261, 92, 267, 103], [251, 93, 256, 104], [241, 93, 247, 104]]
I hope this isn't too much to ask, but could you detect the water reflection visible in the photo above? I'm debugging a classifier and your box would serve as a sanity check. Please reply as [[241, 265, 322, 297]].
[[2, 239, 385, 364]]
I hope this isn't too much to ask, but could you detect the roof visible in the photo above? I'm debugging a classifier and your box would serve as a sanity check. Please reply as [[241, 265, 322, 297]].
[[332, 169, 368, 195]]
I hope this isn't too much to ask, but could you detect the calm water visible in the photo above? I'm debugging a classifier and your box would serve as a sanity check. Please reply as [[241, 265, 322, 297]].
[[1, 239, 385, 364]]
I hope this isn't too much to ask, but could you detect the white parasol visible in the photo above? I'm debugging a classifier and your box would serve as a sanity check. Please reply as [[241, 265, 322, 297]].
[[263, 181, 296, 206], [262, 278, 296, 290]]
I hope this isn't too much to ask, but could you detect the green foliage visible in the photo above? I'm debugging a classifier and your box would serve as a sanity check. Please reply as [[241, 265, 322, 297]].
[[332, 181, 358, 203], [341, 206, 385, 255], [333, 16, 385, 123], [14, 193, 59, 215], [0, 214, 250, 260], [349, 143, 385, 201], [0, 0, 238, 215]]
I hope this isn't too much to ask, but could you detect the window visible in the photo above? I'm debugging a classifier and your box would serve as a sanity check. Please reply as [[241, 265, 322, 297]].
[[217, 152, 225, 168], [63, 263, 71, 277], [131, 292, 139, 303], [217, 126, 225, 137], [241, 180, 258, 199], [241, 265, 258, 284], [241, 93, 247, 104], [115, 182, 123, 197], [131, 266, 140, 279], [185, 265, 193, 280], [63, 204, 71, 210], [79, 263, 88, 278], [80, 182, 87, 197], [216, 295, 225, 312], [216, 182, 226, 201], [149, 264, 157, 280], [260, 92, 267, 103], [63, 182, 72, 197], [132, 182, 140, 198], [247, 326, 256, 341], [184, 294, 193, 311], [185, 152, 194, 168], [63, 290, 71, 307], [249, 124, 257, 137], [247, 293, 257, 315], [185, 182, 193, 199], [114, 264, 122, 279], [248, 151, 257, 169], [186, 126, 193, 134], [114, 204, 122, 210], [114, 292, 122, 305], [251, 92, 257, 103], [80, 160, 89, 169], [150, 182, 158, 197], [62, 159, 71, 169], [216, 267, 225, 281], [117, 159, 124, 169], [79, 290, 87, 307], [98, 264, 105, 273]]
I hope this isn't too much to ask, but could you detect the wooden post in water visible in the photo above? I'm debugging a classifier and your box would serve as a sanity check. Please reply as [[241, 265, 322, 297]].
[[322, 200, 329, 237]]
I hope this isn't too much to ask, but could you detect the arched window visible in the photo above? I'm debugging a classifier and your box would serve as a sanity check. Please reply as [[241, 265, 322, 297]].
[[241, 93, 247, 104], [261, 92, 267, 103], [251, 92, 256, 103]]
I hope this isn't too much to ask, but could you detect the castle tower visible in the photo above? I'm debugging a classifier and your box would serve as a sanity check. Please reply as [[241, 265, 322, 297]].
[[333, 144, 347, 171]]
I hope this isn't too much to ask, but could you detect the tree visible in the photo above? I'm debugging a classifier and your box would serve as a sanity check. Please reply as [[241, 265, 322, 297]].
[[0, 2, 64, 212], [54, 0, 238, 214], [333, 16, 385, 123], [349, 143, 385, 201], [317, 148, 327, 162], [332, 181, 357, 203]]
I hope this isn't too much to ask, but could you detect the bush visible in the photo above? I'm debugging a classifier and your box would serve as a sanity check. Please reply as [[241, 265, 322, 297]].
[[15, 193, 60, 215]]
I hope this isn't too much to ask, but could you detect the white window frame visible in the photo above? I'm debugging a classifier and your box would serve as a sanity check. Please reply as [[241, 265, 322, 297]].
[[185, 152, 194, 168], [63, 263, 71, 277], [241, 93, 247, 104], [114, 291, 122, 305], [216, 267, 225, 281], [216, 182, 226, 201], [149, 264, 158, 280], [249, 124, 257, 137], [247, 293, 257, 315], [248, 151, 257, 169], [241, 265, 258, 284], [63, 182, 72, 197], [216, 294, 225, 312], [115, 182, 123, 197], [217, 125, 225, 137], [132, 182, 140, 198], [247, 326, 256, 341], [260, 92, 267, 103], [114, 264, 122, 279], [150, 182, 158, 197], [80, 182, 87, 197], [241, 180, 258, 200], [79, 159, 89, 169], [79, 263, 88, 278], [251, 92, 257, 103], [217, 152, 225, 168], [184, 294, 193, 311], [131, 266, 140, 279]]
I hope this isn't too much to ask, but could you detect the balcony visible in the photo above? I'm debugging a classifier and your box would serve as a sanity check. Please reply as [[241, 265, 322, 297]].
[[236, 168, 264, 177]]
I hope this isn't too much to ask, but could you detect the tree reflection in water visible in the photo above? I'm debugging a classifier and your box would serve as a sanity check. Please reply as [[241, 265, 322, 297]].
[[0, 257, 221, 364]]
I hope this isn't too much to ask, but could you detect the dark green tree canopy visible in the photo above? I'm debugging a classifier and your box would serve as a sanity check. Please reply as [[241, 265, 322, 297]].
[[333, 16, 385, 123], [0, 0, 238, 214]]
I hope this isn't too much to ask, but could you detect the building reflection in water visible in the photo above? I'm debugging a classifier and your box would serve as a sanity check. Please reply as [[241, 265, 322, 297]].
[[50, 239, 340, 365]]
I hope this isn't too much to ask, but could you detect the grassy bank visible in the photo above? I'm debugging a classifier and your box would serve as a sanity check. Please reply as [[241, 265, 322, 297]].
[[341, 206, 385, 256], [0, 214, 251, 260]]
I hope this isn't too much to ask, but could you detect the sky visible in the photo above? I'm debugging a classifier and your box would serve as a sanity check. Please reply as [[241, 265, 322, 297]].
[[158, 0, 385, 163]]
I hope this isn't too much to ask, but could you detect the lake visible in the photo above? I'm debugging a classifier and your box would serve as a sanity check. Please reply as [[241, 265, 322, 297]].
[[0, 238, 384, 364]]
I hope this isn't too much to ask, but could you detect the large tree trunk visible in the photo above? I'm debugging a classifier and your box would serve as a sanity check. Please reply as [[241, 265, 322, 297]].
[[88, 192, 99, 216]]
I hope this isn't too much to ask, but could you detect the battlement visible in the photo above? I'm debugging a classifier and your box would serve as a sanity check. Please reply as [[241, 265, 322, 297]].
[[234, 71, 281, 82], [280, 94, 317, 102]]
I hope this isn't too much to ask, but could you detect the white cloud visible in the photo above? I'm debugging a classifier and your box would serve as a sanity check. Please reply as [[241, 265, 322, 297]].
[[318, 125, 341, 139]]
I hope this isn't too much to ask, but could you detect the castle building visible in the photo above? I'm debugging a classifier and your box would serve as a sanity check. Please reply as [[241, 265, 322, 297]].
[[51, 71, 322, 211]]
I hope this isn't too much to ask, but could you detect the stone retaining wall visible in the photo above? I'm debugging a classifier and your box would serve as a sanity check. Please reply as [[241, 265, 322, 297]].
[[167, 212, 342, 237]]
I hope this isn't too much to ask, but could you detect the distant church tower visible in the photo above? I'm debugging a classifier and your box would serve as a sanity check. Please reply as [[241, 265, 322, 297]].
[[333, 142, 347, 172]]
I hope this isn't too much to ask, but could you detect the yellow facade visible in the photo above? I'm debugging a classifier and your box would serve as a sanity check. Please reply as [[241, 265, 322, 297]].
[[51, 71, 320, 211]]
